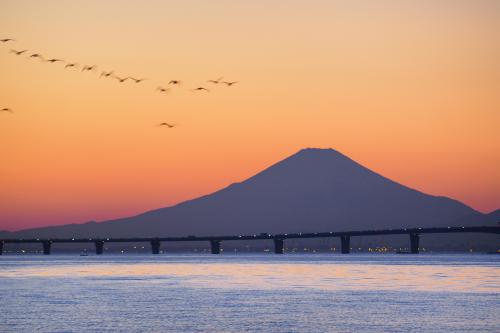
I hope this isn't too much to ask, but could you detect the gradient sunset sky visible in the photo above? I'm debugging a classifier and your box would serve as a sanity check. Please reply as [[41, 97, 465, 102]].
[[1, 0, 499, 231]]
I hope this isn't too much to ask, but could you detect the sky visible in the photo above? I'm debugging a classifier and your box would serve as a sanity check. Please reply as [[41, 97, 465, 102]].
[[0, 0, 499, 231]]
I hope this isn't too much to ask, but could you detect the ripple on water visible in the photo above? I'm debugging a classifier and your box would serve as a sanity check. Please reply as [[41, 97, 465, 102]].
[[0, 254, 499, 332]]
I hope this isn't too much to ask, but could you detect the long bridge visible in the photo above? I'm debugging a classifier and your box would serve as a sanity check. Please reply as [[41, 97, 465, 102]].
[[1, 226, 498, 255]]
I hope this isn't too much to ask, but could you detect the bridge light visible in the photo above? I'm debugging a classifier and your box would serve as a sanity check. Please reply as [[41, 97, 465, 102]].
[[71, 238, 75, 241]]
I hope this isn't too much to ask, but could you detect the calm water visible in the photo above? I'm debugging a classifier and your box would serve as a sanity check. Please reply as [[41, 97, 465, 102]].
[[0, 254, 499, 332]]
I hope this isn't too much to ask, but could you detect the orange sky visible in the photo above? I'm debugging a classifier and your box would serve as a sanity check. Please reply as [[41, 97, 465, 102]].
[[1, 0, 499, 231]]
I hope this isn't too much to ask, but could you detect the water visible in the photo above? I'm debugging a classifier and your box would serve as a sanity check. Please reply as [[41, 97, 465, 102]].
[[0, 254, 499, 332]]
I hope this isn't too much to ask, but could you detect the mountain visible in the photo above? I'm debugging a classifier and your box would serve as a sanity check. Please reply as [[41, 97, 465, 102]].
[[5, 148, 496, 242], [452, 209, 500, 227]]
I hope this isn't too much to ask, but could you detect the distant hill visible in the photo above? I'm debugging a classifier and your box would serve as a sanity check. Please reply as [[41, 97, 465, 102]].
[[5, 148, 498, 247]]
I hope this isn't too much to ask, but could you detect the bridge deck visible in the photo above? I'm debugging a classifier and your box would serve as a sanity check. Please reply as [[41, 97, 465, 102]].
[[1, 226, 498, 244]]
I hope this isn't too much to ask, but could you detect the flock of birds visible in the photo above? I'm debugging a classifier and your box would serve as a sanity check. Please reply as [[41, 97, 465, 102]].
[[1, 38, 238, 128]]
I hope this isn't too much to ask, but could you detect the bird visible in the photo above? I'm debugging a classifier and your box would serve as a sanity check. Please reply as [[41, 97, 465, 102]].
[[65, 63, 78, 69], [46, 58, 64, 63], [192, 87, 210, 92], [156, 86, 170, 93], [222, 81, 238, 86], [29, 53, 45, 60], [100, 70, 114, 78], [81, 65, 97, 72], [114, 75, 130, 83], [10, 49, 28, 55], [168, 80, 181, 85], [159, 122, 176, 128], [207, 77, 223, 84], [1, 108, 13, 113], [130, 77, 147, 83], [0, 38, 15, 43]]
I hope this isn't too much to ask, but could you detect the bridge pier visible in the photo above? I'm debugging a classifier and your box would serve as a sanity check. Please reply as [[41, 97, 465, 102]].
[[42, 241, 52, 255], [340, 236, 350, 254], [410, 233, 420, 254], [151, 239, 161, 254], [0, 241, 3, 255], [210, 240, 221, 254], [274, 238, 284, 254], [95, 240, 104, 255]]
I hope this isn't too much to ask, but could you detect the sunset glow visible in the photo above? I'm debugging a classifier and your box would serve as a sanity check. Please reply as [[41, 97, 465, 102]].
[[1, 0, 499, 231]]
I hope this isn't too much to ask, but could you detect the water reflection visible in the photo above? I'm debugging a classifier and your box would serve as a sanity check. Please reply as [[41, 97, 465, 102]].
[[1, 254, 498, 293]]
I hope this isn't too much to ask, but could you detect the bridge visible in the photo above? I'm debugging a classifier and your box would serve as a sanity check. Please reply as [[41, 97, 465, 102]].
[[0, 226, 498, 255]]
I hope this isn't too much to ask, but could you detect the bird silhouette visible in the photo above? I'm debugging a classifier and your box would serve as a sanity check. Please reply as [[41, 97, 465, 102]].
[[65, 63, 78, 69], [113, 75, 130, 83], [29, 53, 45, 60], [159, 122, 176, 128], [46, 58, 64, 63], [1, 108, 13, 113], [0, 38, 15, 43], [130, 77, 147, 83], [192, 87, 210, 92], [168, 80, 181, 85], [10, 49, 27, 55], [207, 77, 223, 84], [222, 81, 238, 86], [82, 65, 97, 72], [156, 86, 170, 93], [100, 70, 114, 78]]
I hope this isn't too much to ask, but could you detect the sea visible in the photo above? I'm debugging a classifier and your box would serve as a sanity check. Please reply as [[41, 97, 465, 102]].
[[0, 254, 499, 333]]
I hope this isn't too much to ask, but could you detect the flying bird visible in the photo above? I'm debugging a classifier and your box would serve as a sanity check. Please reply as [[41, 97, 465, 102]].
[[0, 38, 15, 43], [222, 81, 238, 86], [65, 63, 78, 69], [46, 58, 64, 63], [100, 70, 114, 78], [168, 80, 181, 85], [81, 65, 97, 72], [114, 75, 130, 83], [130, 77, 147, 83], [10, 49, 27, 55], [193, 87, 210, 92], [159, 122, 176, 128], [207, 77, 223, 84], [156, 86, 170, 93], [192, 87, 210, 92], [29, 53, 45, 60], [1, 108, 13, 113]]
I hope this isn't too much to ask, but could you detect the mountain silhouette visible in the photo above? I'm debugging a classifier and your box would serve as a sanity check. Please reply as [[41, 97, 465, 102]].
[[5, 148, 496, 242]]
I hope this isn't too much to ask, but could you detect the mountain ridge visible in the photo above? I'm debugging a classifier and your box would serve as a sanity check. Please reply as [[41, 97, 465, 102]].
[[3, 148, 495, 242]]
